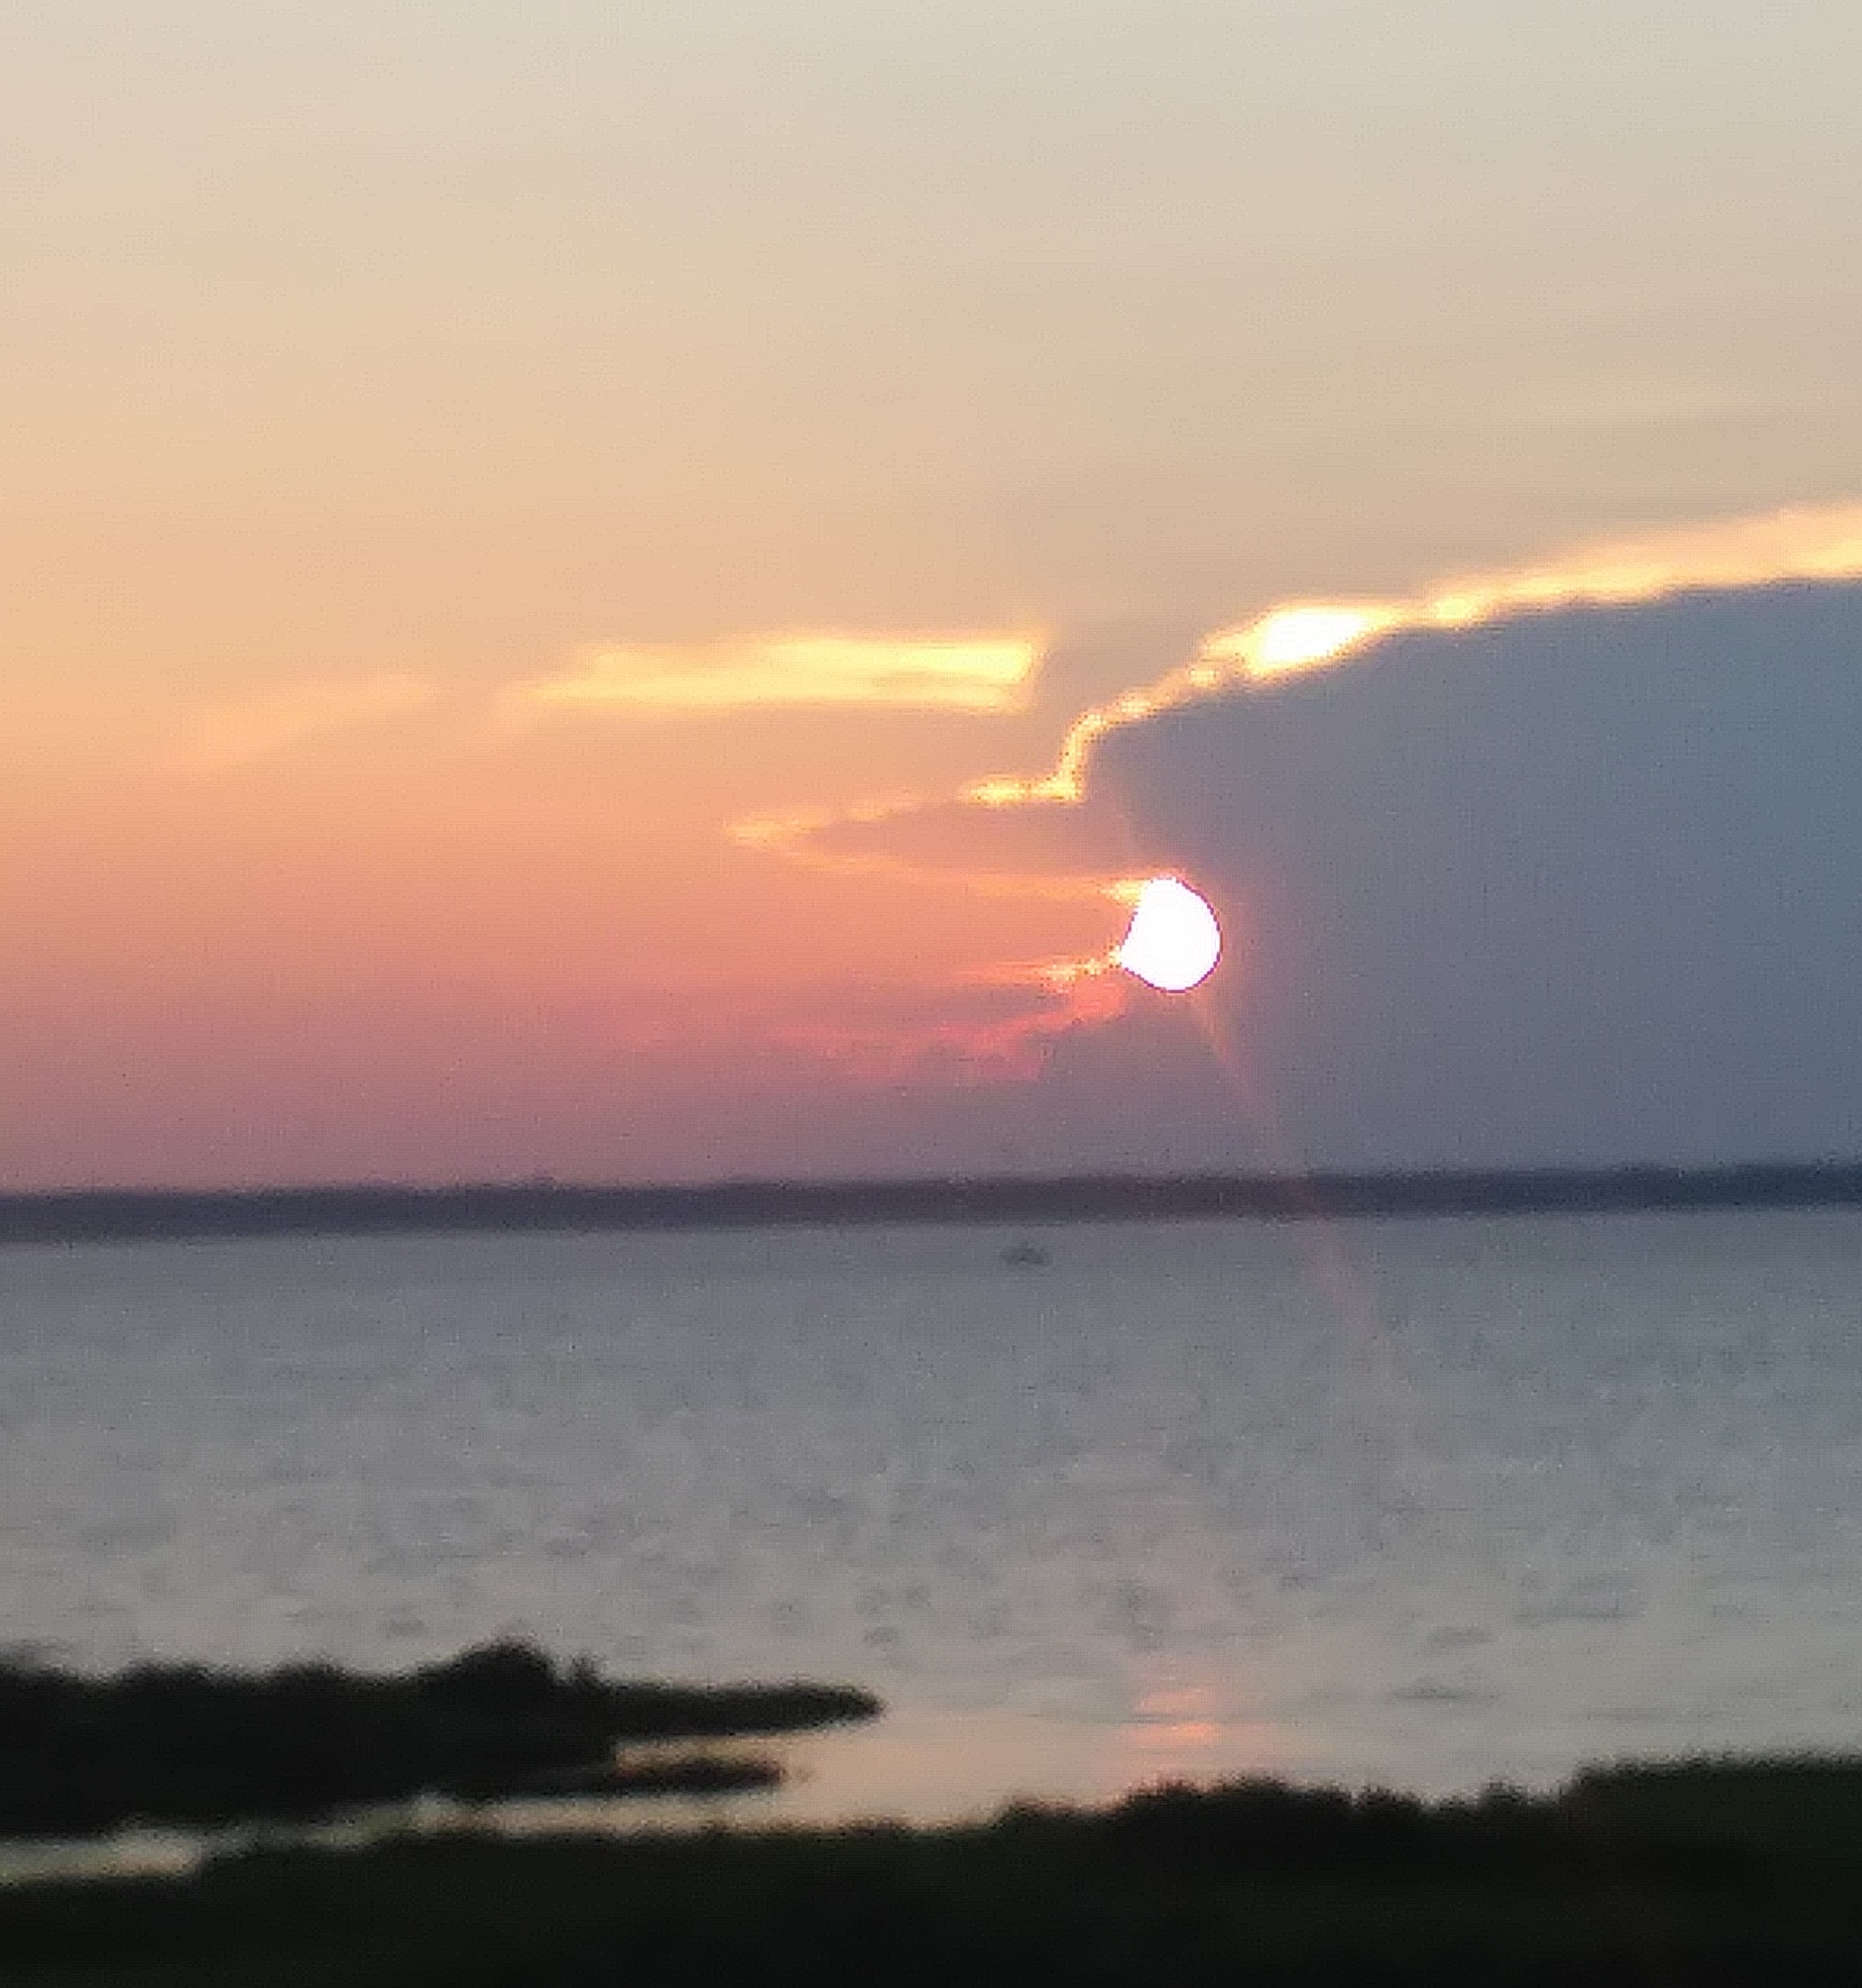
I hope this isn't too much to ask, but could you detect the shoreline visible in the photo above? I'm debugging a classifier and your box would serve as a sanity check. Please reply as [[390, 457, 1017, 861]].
[[6, 1759, 1862, 1982], [7, 1158, 1862, 1249]]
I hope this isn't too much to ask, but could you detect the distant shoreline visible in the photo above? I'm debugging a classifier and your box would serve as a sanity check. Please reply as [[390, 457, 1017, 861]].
[[4, 1161, 1862, 1248]]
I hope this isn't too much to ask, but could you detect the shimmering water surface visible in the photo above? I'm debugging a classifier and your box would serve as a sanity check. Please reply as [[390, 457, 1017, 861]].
[[5, 1211, 1862, 1837]]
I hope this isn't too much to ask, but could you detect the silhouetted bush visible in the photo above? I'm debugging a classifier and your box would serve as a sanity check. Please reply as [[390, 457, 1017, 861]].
[[0, 1640, 878, 1835], [1094, 1773, 1744, 1884]]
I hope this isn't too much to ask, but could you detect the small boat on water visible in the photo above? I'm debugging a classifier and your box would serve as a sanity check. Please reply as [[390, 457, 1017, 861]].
[[1000, 1241, 1051, 1268]]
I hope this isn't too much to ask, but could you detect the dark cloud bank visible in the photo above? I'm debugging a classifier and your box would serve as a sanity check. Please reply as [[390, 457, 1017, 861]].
[[1098, 580, 1862, 1172]]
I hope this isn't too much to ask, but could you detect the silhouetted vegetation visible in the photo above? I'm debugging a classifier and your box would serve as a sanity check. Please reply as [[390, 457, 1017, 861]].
[[1567, 1752, 1862, 1867], [1090, 1773, 1746, 1883], [0, 1641, 877, 1836], [7, 1760, 1862, 1984]]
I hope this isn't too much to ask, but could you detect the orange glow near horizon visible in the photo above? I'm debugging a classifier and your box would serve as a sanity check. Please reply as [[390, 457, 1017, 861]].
[[22, 502, 1862, 1138]]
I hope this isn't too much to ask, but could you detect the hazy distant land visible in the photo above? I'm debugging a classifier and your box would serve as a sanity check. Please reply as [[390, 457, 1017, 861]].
[[4, 1161, 1862, 1248]]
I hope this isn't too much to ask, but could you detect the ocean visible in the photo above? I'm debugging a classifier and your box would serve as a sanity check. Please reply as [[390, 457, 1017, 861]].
[[4, 1208, 1861, 1840]]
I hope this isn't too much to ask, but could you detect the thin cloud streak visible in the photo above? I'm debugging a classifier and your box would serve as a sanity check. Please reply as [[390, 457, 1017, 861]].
[[582, 969, 1130, 1087], [509, 633, 1044, 720], [176, 675, 436, 774], [771, 972, 1130, 1085]]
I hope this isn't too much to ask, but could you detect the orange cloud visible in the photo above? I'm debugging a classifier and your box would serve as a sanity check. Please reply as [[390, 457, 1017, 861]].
[[769, 968, 1130, 1084], [509, 632, 1044, 719]]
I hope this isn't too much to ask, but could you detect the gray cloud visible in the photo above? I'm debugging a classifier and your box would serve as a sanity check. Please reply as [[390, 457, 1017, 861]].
[[1102, 581, 1862, 1170]]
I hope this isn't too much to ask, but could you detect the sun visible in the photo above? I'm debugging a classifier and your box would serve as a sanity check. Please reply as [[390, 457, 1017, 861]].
[[1116, 877, 1222, 992]]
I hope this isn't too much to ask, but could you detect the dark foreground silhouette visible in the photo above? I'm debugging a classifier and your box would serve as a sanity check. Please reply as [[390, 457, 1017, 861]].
[[0, 1641, 878, 1836], [6, 1760, 1862, 1984]]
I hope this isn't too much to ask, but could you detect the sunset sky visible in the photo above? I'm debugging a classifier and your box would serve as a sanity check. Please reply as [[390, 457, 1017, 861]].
[[5, 2, 1861, 1188]]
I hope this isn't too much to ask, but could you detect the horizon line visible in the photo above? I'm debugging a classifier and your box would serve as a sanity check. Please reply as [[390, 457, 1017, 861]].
[[5, 1158, 1862, 1247]]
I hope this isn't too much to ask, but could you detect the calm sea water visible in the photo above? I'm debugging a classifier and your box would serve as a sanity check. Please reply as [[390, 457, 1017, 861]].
[[4, 1209, 1862, 1844]]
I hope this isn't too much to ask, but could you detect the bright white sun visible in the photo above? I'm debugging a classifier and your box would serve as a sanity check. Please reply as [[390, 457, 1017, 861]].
[[1116, 877, 1222, 992]]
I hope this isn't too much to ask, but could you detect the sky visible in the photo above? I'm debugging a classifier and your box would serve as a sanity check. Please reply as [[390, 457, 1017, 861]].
[[4, 2, 1861, 1189]]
